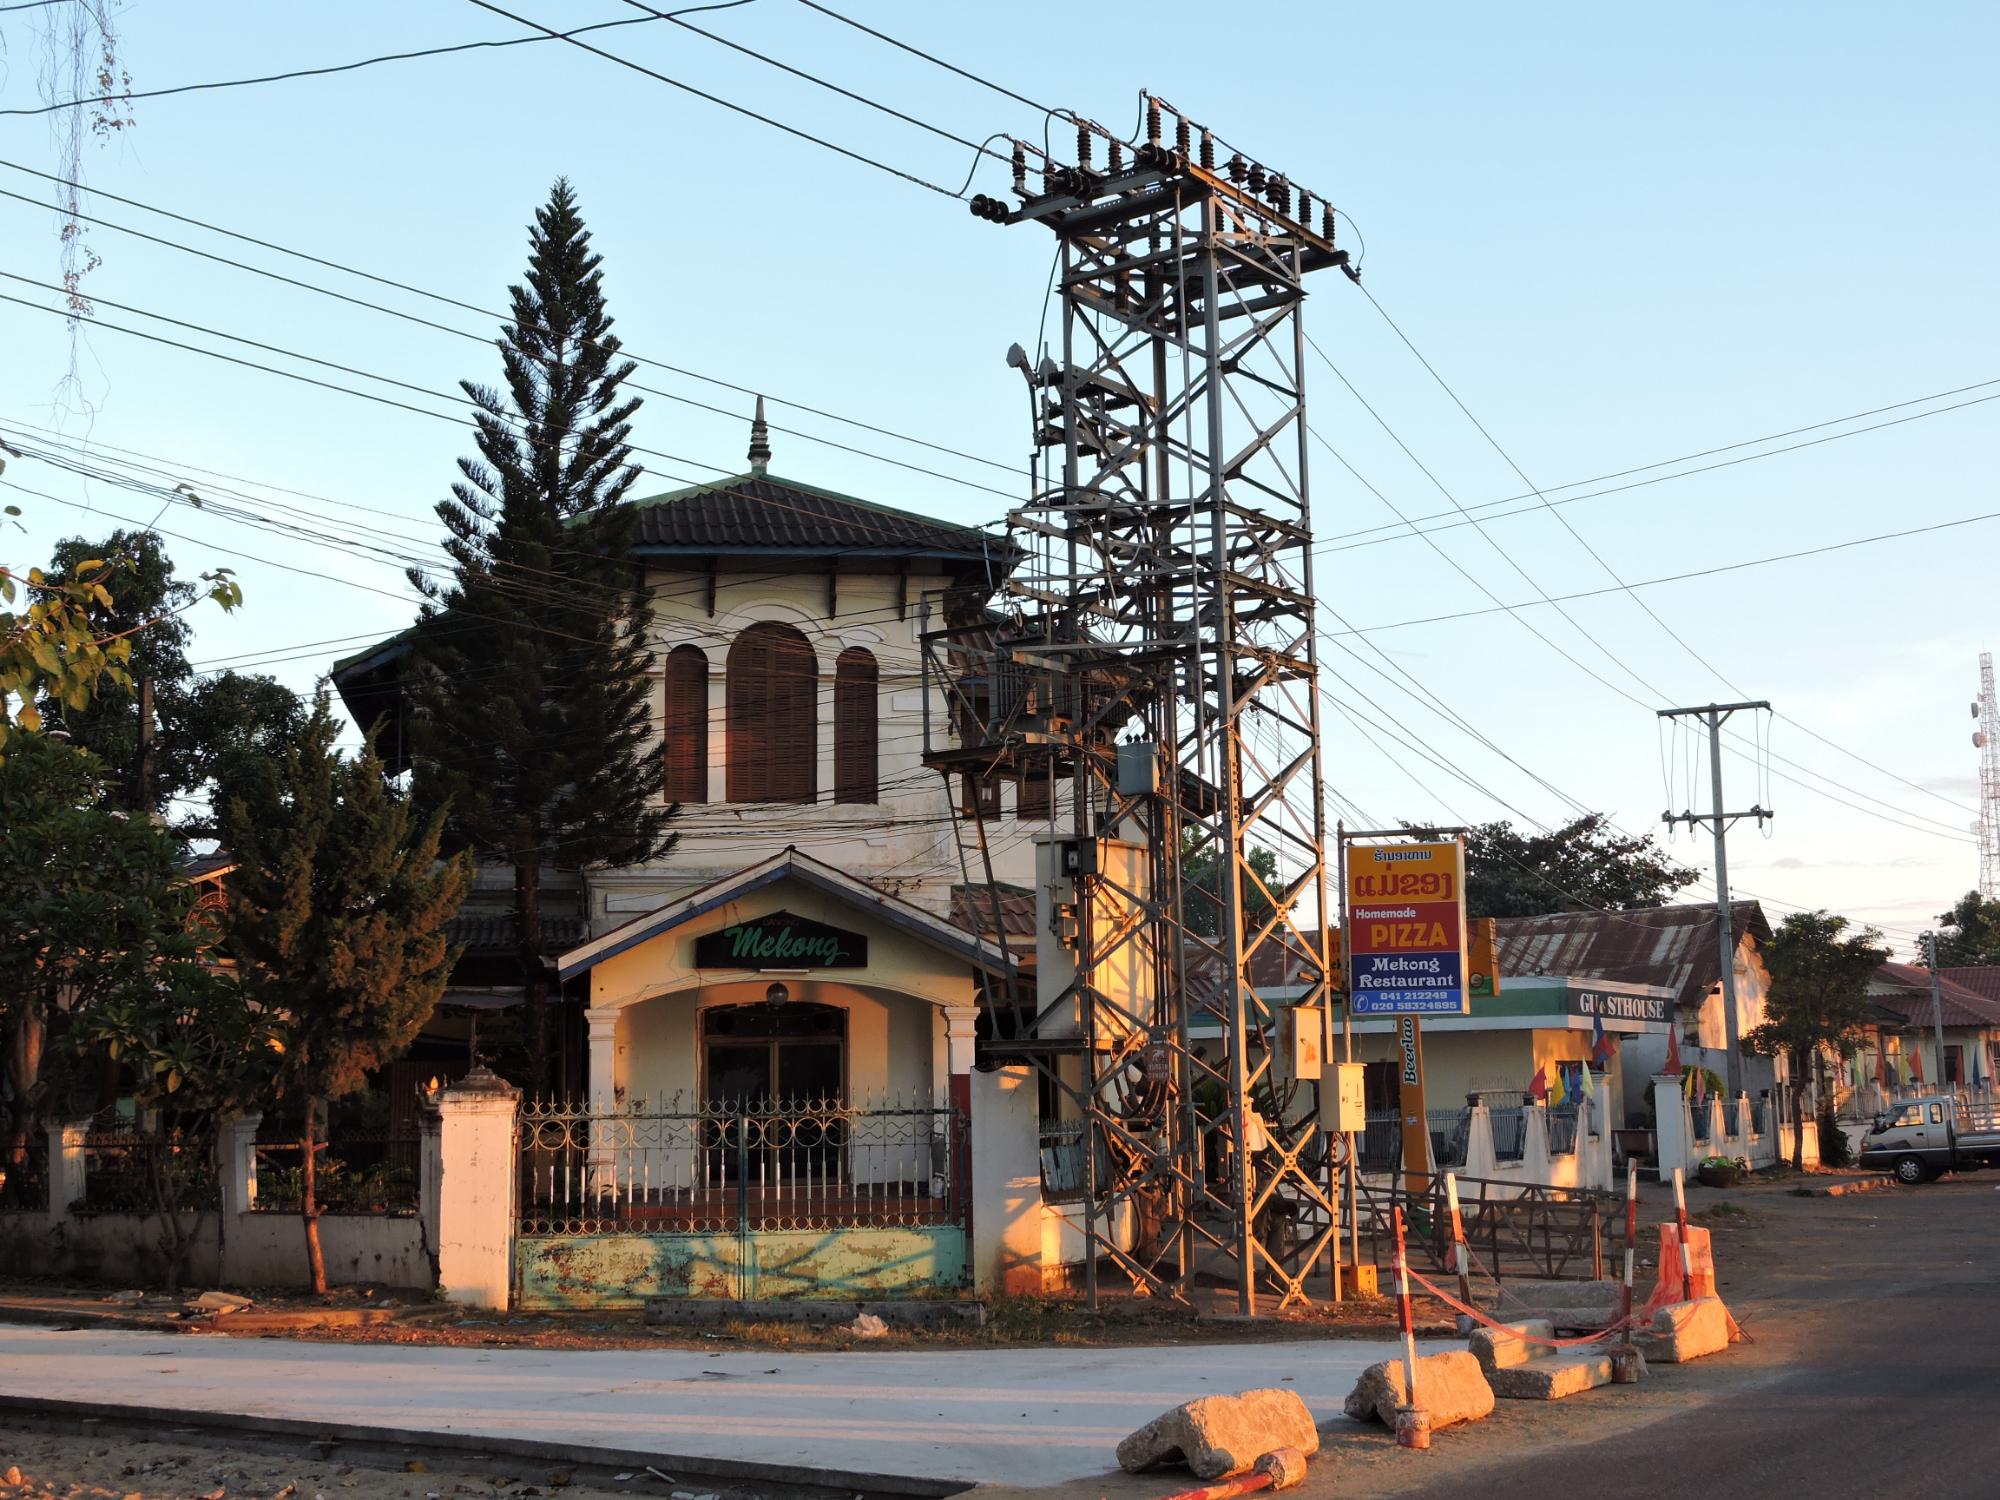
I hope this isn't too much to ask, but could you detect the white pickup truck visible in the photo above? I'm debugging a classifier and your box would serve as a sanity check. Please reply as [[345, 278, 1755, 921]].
[[1859, 1094, 2000, 1183]]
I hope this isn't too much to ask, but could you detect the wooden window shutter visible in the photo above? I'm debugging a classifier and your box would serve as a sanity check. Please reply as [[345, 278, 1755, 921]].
[[727, 621, 817, 803], [834, 647, 879, 804], [663, 645, 708, 803]]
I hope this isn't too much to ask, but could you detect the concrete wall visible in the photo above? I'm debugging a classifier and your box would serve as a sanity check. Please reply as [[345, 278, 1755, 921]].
[[0, 1209, 429, 1290]]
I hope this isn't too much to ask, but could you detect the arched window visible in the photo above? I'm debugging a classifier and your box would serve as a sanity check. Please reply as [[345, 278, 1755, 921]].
[[834, 647, 879, 804], [663, 645, 708, 803], [727, 621, 817, 803]]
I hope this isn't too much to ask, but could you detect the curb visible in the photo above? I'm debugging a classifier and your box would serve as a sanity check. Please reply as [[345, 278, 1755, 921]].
[[0, 1301, 456, 1334], [0, 1393, 966, 1500]]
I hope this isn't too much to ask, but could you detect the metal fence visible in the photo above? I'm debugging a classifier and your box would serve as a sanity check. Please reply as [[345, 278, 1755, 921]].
[[517, 1095, 965, 1238], [1690, 1103, 1712, 1143], [74, 1125, 217, 1215], [252, 1135, 419, 1215], [1428, 1109, 1470, 1169], [1547, 1105, 1580, 1157], [1039, 1119, 1087, 1203], [1489, 1107, 1528, 1162], [1359, 1111, 1402, 1173], [1352, 1172, 1607, 1283]]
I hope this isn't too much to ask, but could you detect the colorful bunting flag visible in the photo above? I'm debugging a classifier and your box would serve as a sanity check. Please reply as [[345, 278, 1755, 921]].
[[1693, 1067, 1707, 1106], [1590, 1014, 1616, 1067], [1909, 1049, 1924, 1084], [1551, 1065, 1568, 1108], [1665, 1028, 1683, 1076], [1527, 1065, 1548, 1102], [1580, 1061, 1597, 1099]]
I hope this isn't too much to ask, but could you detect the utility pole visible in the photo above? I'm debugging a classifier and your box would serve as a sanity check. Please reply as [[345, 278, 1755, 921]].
[[136, 675, 156, 813], [1659, 701, 1773, 1101], [1926, 934, 1950, 1092]]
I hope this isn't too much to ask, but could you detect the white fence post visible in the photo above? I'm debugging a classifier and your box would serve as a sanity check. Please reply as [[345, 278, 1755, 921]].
[[1652, 1076, 1691, 1180], [217, 1114, 261, 1217], [45, 1117, 92, 1219], [1463, 1104, 1498, 1179], [435, 1066, 520, 1309], [969, 1064, 1043, 1295]]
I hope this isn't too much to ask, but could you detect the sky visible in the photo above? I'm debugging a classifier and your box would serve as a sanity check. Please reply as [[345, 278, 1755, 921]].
[[2, 1, 1996, 957]]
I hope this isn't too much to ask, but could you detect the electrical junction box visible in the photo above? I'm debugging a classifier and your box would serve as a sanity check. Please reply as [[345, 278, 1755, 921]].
[[1320, 1062, 1368, 1134], [1280, 1005, 1325, 1080]]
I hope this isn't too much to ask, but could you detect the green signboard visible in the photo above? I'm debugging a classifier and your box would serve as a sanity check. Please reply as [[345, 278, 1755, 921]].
[[693, 911, 868, 970]]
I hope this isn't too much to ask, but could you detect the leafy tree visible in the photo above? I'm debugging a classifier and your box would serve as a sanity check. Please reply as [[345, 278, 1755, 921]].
[[1918, 889, 2000, 969], [72, 926, 280, 1291], [1180, 831, 1280, 941], [404, 180, 676, 1087], [0, 736, 200, 1200], [1744, 910, 1886, 1170], [38, 528, 280, 822], [219, 695, 471, 1292], [1417, 815, 1698, 919]]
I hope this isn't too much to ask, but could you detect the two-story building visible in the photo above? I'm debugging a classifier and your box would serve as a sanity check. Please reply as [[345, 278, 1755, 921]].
[[332, 413, 1039, 1113]]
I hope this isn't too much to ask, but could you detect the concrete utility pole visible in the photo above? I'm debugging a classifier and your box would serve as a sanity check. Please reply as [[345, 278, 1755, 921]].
[[1926, 934, 1950, 1091], [1660, 701, 1773, 1101]]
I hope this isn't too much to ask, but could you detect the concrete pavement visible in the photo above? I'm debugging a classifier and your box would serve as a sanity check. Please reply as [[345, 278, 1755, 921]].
[[0, 1326, 1437, 1489]]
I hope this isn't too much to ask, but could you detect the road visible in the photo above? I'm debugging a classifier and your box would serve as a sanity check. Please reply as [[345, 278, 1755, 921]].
[[3, 1178, 1993, 1498]]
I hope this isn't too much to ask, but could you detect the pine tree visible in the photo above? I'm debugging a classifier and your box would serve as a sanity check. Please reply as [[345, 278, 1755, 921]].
[[220, 696, 471, 1293], [404, 180, 676, 1087]]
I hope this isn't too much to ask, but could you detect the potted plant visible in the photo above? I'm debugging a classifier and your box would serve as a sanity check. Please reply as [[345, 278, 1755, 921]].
[[1697, 1154, 1747, 1189]]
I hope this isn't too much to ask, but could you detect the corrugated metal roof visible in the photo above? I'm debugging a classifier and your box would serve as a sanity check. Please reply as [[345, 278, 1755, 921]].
[[1493, 901, 1771, 1011], [630, 472, 1011, 561], [1871, 962, 2000, 1030], [1940, 965, 2000, 1005]]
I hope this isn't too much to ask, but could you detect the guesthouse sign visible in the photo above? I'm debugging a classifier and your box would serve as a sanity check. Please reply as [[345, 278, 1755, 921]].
[[693, 911, 869, 970]]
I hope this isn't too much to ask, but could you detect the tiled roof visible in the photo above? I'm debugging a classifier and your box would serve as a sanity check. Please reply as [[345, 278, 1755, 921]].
[[950, 883, 1036, 940], [1940, 965, 2000, 1005], [1493, 902, 1771, 1011], [1871, 962, 2000, 1030], [630, 472, 1012, 563], [446, 912, 588, 956]]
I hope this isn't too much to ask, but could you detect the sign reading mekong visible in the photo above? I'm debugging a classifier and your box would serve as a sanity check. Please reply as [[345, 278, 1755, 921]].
[[1347, 840, 1471, 1016]]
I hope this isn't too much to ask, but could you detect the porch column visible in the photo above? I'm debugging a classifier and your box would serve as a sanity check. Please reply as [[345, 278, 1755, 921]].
[[584, 1007, 620, 1196], [945, 1005, 980, 1254]]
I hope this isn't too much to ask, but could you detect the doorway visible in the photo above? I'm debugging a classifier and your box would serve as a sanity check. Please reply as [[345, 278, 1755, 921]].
[[701, 1001, 847, 1183]]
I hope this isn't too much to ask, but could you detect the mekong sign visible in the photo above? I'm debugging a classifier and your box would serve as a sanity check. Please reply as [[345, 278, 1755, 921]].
[[1346, 840, 1471, 1016]]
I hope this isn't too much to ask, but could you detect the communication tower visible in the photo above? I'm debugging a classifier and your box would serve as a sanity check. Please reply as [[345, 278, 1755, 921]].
[[926, 99, 1347, 1312], [1975, 652, 2000, 900]]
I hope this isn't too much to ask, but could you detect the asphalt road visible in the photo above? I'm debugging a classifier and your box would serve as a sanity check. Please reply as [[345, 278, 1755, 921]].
[[1384, 1178, 2000, 1498]]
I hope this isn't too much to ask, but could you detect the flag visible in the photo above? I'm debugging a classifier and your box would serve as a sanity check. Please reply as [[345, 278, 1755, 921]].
[[1693, 1067, 1707, 1106], [1910, 1049, 1924, 1084], [1580, 1061, 1597, 1099], [1551, 1065, 1568, 1108], [1591, 1014, 1616, 1067], [1527, 1065, 1548, 1102], [1665, 1028, 1683, 1076]]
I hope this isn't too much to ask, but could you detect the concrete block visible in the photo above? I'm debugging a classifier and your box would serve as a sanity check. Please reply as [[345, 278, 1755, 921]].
[[1469, 1318, 1554, 1371], [1650, 1297, 1732, 1362], [1118, 1388, 1320, 1480], [1343, 1351, 1495, 1431], [1489, 1351, 1615, 1400]]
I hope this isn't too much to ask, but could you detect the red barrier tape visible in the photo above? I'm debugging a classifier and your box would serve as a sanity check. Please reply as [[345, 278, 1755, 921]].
[[1403, 1263, 1637, 1348]]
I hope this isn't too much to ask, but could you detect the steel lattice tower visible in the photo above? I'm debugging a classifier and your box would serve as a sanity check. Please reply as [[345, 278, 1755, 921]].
[[926, 101, 1346, 1312], [1977, 652, 2000, 900]]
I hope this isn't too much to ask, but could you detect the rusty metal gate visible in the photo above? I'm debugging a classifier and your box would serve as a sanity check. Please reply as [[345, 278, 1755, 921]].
[[513, 1096, 967, 1308]]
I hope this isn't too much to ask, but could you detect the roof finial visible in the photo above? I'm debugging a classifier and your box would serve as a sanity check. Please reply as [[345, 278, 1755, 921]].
[[748, 396, 771, 476]]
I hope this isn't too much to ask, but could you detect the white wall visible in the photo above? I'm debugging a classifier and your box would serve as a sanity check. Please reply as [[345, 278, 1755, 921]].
[[589, 568, 1043, 923]]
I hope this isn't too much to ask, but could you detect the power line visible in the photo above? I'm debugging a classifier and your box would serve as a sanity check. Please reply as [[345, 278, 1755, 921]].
[[0, 157, 1023, 484], [462, 0, 970, 199], [791, 0, 1053, 116], [1320, 374, 2000, 548], [0, 10, 724, 118]]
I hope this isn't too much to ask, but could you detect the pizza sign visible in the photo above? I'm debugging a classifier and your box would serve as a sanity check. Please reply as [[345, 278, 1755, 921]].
[[1346, 841, 1471, 1016]]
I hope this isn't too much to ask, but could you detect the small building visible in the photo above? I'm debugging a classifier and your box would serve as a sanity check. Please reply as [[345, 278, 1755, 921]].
[[1494, 901, 1779, 1111], [1859, 963, 2000, 1101]]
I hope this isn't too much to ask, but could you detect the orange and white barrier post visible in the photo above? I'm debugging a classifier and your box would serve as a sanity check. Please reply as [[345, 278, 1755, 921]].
[[1672, 1165, 1694, 1304], [1391, 1206, 1429, 1449], [1445, 1172, 1473, 1333]]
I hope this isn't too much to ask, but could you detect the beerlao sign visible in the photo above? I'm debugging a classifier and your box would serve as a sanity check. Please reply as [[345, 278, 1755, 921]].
[[1346, 840, 1470, 1016]]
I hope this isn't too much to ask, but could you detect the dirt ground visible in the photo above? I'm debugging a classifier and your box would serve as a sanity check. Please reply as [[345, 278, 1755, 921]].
[[0, 1430, 660, 1500]]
